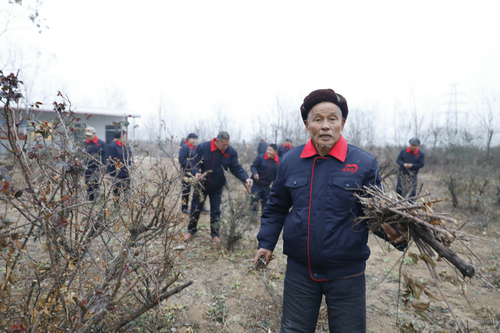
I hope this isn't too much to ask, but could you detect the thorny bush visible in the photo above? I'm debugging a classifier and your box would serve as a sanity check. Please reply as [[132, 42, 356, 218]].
[[219, 169, 259, 252], [0, 73, 191, 332]]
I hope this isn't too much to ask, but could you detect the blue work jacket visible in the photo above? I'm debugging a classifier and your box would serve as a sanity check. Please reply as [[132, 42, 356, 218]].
[[106, 140, 132, 178], [257, 140, 268, 155], [190, 138, 249, 192], [278, 144, 293, 158], [257, 136, 383, 281], [179, 142, 196, 170], [396, 147, 425, 176], [84, 137, 106, 169], [250, 152, 280, 191]]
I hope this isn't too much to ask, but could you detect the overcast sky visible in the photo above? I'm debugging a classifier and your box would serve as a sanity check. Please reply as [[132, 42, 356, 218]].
[[3, 0, 500, 141]]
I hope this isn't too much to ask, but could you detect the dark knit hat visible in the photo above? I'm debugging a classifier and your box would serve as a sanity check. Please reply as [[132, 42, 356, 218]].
[[409, 138, 421, 145], [269, 144, 278, 151], [114, 131, 123, 139], [300, 88, 348, 121], [187, 133, 198, 139]]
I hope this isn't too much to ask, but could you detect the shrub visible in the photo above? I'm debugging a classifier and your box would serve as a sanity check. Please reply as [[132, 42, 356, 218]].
[[0, 73, 191, 332]]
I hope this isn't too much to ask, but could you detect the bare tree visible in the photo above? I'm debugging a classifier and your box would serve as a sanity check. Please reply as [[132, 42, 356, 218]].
[[476, 91, 500, 161], [392, 104, 413, 147], [426, 114, 442, 149]]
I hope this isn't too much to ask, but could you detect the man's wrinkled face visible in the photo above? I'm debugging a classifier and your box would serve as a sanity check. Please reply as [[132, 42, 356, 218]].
[[304, 102, 345, 148], [266, 146, 277, 159], [188, 138, 198, 145], [86, 133, 95, 141], [285, 140, 291, 147], [215, 139, 230, 152], [410, 144, 419, 152]]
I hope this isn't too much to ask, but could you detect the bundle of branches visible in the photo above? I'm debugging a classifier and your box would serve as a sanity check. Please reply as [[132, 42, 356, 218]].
[[355, 186, 485, 331], [355, 185, 475, 279], [182, 169, 212, 201]]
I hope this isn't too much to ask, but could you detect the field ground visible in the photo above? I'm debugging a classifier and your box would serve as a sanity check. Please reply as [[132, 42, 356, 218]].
[[2, 159, 499, 332], [145, 172, 500, 333]]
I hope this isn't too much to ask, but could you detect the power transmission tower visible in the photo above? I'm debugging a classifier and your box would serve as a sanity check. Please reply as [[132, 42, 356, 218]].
[[440, 83, 466, 133]]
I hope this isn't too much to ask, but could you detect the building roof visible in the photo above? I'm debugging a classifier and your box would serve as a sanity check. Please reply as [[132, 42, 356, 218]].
[[18, 107, 141, 118], [71, 106, 141, 118]]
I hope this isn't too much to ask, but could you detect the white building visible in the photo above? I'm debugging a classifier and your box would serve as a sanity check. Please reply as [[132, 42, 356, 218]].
[[0, 106, 141, 154]]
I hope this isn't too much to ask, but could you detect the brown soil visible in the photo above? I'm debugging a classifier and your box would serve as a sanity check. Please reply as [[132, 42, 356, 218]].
[[3, 164, 499, 332]]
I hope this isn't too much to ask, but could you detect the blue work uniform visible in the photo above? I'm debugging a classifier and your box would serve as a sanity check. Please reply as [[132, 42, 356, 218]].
[[278, 143, 293, 158], [250, 152, 279, 211], [257, 140, 268, 155], [84, 137, 106, 201], [188, 138, 249, 237], [396, 146, 425, 197], [257, 136, 406, 332], [178, 142, 196, 211], [106, 140, 132, 197]]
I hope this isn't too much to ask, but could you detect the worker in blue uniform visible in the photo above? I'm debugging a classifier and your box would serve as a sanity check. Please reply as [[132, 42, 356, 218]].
[[250, 143, 279, 211], [105, 131, 132, 198], [254, 88, 406, 332], [178, 133, 198, 214], [185, 131, 253, 243], [396, 138, 425, 198], [278, 138, 293, 158], [83, 127, 106, 201], [257, 139, 268, 155]]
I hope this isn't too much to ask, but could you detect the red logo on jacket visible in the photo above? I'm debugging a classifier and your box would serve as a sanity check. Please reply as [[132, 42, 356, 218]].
[[343, 164, 358, 174], [224, 153, 229, 158]]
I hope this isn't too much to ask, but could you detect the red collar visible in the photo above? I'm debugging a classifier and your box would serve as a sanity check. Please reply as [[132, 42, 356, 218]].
[[264, 152, 279, 164], [210, 138, 225, 154], [283, 143, 287, 147], [406, 146, 419, 154], [86, 136, 99, 144], [186, 142, 195, 150], [114, 139, 122, 147], [300, 135, 347, 162]]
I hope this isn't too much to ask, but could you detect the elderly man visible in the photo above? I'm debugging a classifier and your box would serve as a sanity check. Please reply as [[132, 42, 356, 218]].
[[396, 138, 425, 198], [83, 127, 106, 201], [250, 143, 279, 211], [278, 138, 293, 158], [185, 131, 253, 243], [179, 133, 198, 214], [254, 89, 406, 332]]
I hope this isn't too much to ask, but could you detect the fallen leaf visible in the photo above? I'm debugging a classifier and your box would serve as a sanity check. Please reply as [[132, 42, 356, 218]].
[[419, 253, 436, 267], [408, 252, 419, 264], [423, 289, 442, 301], [412, 301, 430, 311]]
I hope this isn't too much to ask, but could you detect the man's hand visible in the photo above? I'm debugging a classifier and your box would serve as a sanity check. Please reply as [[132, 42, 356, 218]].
[[380, 223, 406, 243], [253, 174, 259, 180], [404, 163, 413, 169], [254, 248, 273, 265], [246, 178, 253, 187]]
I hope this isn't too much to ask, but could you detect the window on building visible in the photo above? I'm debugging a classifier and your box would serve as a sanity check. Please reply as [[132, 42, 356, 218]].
[[106, 125, 117, 144]]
